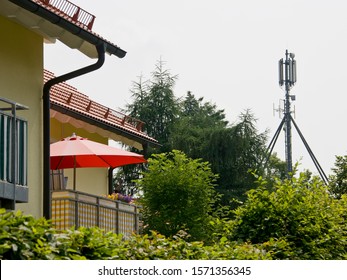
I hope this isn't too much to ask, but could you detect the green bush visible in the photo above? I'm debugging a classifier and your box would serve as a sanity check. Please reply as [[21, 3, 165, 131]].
[[0, 209, 272, 260], [230, 174, 347, 259], [136, 150, 219, 241], [2, 170, 346, 260], [0, 209, 58, 259]]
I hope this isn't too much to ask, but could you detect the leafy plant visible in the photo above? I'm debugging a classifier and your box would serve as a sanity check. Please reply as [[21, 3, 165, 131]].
[[329, 155, 347, 198], [0, 208, 273, 260], [0, 209, 58, 259], [136, 150, 219, 241], [230, 173, 347, 259]]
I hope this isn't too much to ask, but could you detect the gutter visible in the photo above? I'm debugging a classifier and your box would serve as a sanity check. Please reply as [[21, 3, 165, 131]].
[[43, 43, 106, 219]]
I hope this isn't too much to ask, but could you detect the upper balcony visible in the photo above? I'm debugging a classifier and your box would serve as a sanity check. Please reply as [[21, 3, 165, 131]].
[[36, 0, 96, 30]]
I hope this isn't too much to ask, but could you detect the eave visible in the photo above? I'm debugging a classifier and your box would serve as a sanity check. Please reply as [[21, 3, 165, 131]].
[[46, 70, 160, 149], [0, 0, 126, 58]]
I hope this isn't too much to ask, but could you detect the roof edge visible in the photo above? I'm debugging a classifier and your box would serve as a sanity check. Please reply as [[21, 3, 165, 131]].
[[51, 103, 161, 148], [9, 0, 126, 58]]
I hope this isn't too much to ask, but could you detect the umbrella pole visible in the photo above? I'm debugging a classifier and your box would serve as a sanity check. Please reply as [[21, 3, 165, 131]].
[[73, 156, 76, 191]]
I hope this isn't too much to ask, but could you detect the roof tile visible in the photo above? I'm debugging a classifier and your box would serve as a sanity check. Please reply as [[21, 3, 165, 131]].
[[46, 70, 158, 145]]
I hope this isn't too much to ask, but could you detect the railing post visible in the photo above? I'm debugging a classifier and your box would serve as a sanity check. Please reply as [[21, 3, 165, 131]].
[[96, 197, 100, 227], [87, 16, 95, 30], [75, 192, 79, 228], [10, 103, 17, 210], [71, 7, 80, 22], [134, 205, 139, 233], [115, 201, 119, 234]]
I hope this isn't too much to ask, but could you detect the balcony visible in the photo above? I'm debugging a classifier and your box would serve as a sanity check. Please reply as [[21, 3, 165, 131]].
[[51, 189, 141, 237], [37, 0, 96, 30], [0, 97, 29, 209]]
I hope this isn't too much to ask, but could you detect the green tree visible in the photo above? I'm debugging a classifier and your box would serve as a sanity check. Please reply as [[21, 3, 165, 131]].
[[124, 64, 285, 206], [170, 95, 273, 206], [136, 150, 219, 241], [126, 59, 179, 153], [329, 155, 347, 198], [169, 91, 228, 159], [230, 172, 347, 259], [264, 153, 287, 181], [204, 110, 268, 205], [116, 60, 179, 195]]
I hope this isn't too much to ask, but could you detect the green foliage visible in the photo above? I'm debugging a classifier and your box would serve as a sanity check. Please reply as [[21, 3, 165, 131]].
[[124, 63, 286, 205], [263, 153, 288, 184], [2, 170, 347, 260], [0, 209, 58, 259], [136, 150, 218, 241], [0, 209, 273, 260], [113, 164, 143, 196], [170, 100, 276, 208], [169, 91, 228, 159], [329, 155, 347, 198], [116, 59, 179, 195], [230, 173, 347, 259], [126, 59, 179, 153], [204, 110, 269, 206]]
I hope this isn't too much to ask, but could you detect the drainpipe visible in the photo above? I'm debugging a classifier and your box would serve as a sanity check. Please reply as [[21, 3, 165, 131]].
[[43, 43, 106, 219]]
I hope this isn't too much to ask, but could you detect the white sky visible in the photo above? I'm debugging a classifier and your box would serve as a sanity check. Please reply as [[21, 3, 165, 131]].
[[44, 0, 347, 177]]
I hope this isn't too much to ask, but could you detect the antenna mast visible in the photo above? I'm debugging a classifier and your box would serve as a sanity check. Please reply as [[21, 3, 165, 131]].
[[264, 50, 329, 184], [279, 50, 296, 173]]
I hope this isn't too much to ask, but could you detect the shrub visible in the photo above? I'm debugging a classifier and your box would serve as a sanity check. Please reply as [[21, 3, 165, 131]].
[[0, 209, 58, 259], [230, 173, 347, 259], [136, 150, 219, 241], [0, 209, 272, 260]]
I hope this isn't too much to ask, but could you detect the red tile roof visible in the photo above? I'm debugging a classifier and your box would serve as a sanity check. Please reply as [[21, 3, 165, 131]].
[[46, 70, 159, 147]]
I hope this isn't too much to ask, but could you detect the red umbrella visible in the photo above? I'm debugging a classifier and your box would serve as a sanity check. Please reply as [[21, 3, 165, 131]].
[[50, 133, 146, 190]]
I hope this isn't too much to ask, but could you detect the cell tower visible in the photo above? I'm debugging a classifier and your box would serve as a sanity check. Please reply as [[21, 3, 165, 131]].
[[264, 50, 329, 184]]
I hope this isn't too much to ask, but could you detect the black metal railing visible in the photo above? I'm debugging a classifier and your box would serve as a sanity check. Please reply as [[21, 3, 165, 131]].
[[0, 97, 29, 209], [51, 189, 141, 237]]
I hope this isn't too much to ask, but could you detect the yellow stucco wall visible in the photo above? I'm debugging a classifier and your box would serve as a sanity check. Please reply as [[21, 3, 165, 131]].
[[0, 16, 111, 216], [0, 17, 43, 217], [50, 119, 109, 197]]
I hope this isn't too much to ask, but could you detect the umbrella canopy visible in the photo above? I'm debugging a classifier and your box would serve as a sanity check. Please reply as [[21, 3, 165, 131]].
[[50, 133, 147, 189]]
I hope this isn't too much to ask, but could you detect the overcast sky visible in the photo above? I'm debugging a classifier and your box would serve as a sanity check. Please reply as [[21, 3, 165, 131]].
[[44, 0, 347, 177]]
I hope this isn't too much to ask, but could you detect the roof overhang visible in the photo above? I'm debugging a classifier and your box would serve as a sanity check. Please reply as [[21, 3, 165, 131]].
[[50, 106, 160, 150], [0, 0, 126, 58], [45, 69, 160, 150]]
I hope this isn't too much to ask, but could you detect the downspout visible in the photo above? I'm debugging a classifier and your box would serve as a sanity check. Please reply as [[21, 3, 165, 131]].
[[43, 43, 106, 219]]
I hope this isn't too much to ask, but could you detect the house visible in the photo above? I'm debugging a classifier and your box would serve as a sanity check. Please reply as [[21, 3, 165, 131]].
[[0, 0, 158, 234], [48, 70, 158, 235], [48, 69, 158, 193]]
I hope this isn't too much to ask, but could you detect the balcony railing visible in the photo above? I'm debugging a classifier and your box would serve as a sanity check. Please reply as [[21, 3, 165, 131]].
[[0, 97, 29, 209], [37, 0, 96, 30], [51, 190, 141, 237]]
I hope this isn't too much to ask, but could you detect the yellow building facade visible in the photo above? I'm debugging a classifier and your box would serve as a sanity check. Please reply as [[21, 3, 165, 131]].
[[0, 16, 43, 217], [0, 1, 157, 235]]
